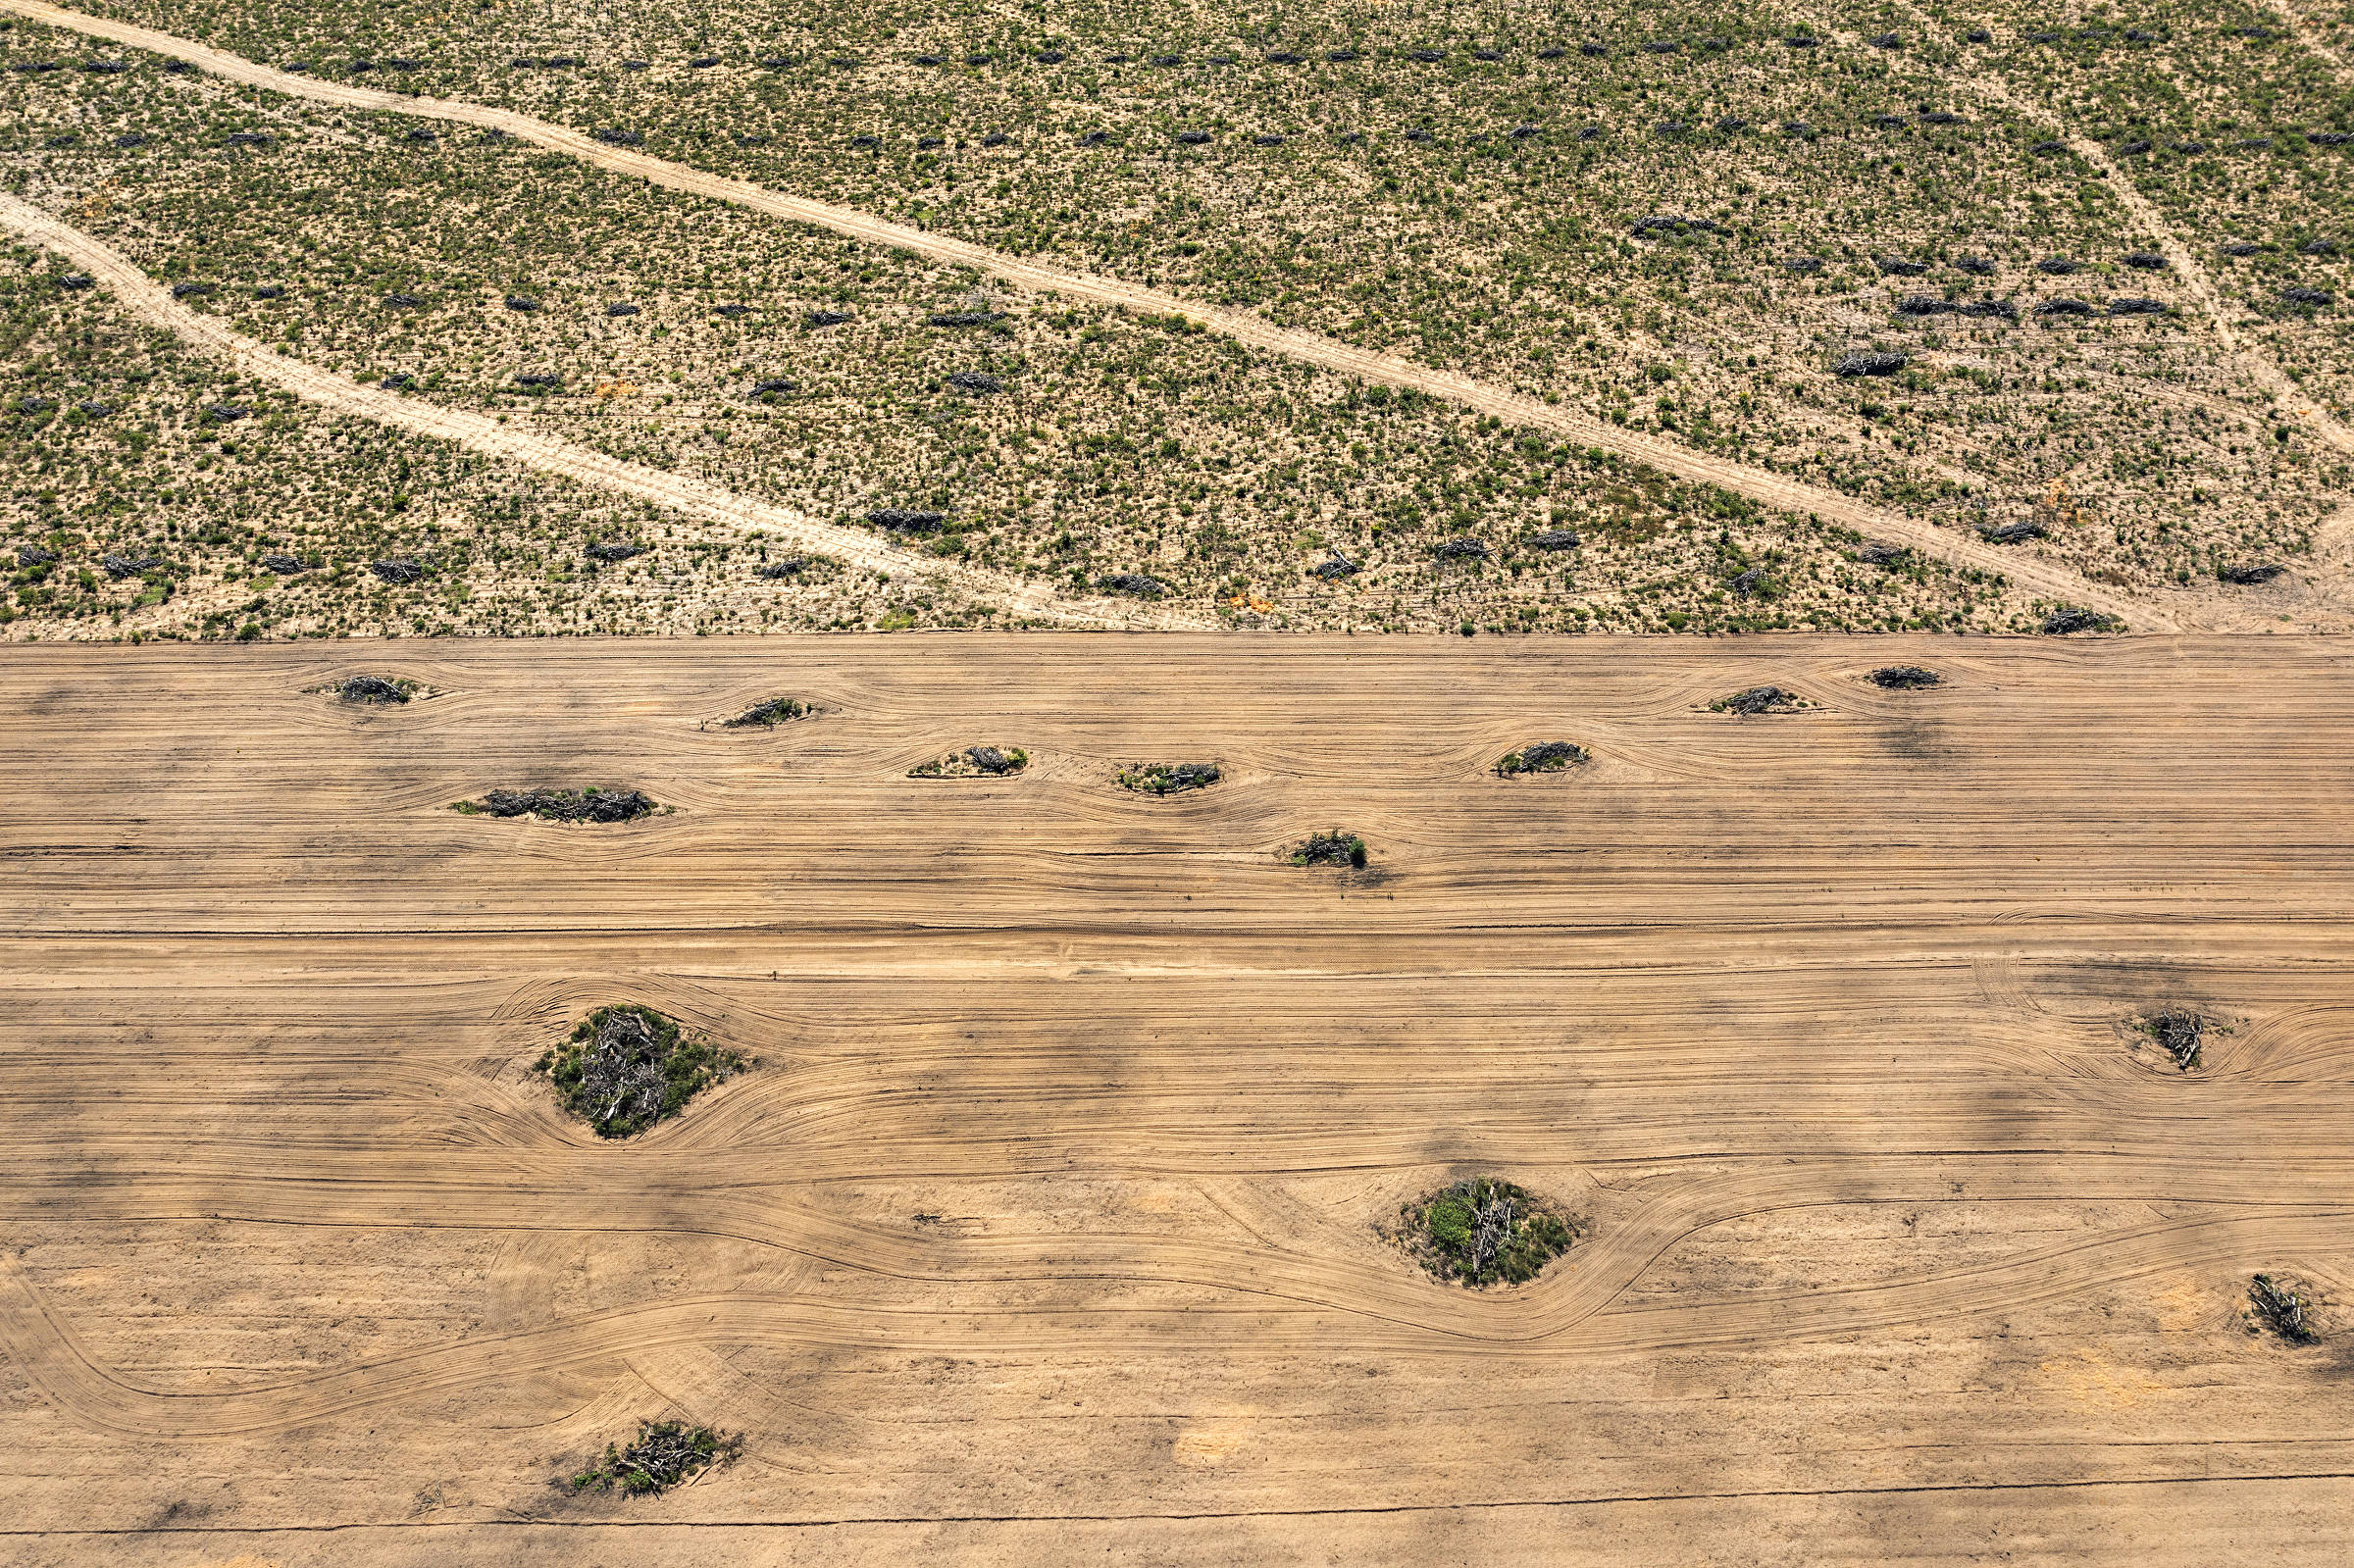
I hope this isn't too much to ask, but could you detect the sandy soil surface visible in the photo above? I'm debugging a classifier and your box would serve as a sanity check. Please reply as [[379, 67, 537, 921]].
[[1, 635, 2350, 1565]]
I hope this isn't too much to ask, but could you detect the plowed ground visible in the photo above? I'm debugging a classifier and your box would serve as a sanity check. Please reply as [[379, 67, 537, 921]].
[[3, 636, 2352, 1566]]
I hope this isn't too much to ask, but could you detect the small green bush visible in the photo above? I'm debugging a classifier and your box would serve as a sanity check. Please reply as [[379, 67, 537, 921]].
[[1426, 1193, 1474, 1249]]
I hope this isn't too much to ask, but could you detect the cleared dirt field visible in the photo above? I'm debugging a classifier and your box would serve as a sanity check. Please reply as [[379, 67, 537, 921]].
[[3, 635, 2352, 1565]]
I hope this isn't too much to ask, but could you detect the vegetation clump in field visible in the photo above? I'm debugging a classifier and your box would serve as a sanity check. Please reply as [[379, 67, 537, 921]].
[[566, 1421, 743, 1494], [1117, 761, 1220, 794], [1868, 666, 1941, 689], [1979, 520, 2048, 545], [2042, 608, 2122, 635], [464, 787, 656, 822], [334, 675, 414, 703], [2249, 1275, 2316, 1342], [1397, 1178, 1582, 1287], [1292, 830, 1367, 868], [537, 1004, 745, 1138], [910, 744, 1027, 777], [721, 695, 809, 728], [2146, 1009, 2204, 1070], [1711, 685, 1808, 715], [1835, 351, 1909, 378], [1496, 740, 1590, 776]]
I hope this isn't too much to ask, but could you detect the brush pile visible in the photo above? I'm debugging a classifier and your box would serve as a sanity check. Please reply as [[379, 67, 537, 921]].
[[1495, 740, 1589, 776], [537, 1005, 745, 1139]]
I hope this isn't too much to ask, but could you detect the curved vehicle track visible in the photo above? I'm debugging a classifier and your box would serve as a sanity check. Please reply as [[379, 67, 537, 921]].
[[1, 637, 2350, 1554], [3, 1201, 2344, 1438], [0, 0, 2178, 628]]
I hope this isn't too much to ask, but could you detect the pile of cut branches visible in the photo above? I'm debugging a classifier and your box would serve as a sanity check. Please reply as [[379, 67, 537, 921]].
[[336, 675, 413, 703], [1496, 740, 1589, 776], [720, 696, 809, 728], [537, 1005, 746, 1138], [910, 745, 1028, 778], [466, 787, 654, 823], [1712, 685, 1807, 715], [2147, 1009, 2204, 1070], [568, 1421, 742, 1495], [2250, 1275, 2316, 1342], [1117, 761, 1220, 794], [1397, 1178, 1582, 1287], [1292, 830, 1367, 869]]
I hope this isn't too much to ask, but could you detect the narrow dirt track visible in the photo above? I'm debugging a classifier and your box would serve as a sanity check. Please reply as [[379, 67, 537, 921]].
[[1, 637, 2349, 1561], [1894, 5, 2354, 468], [0, 192, 1203, 632], [0, 0, 2178, 628]]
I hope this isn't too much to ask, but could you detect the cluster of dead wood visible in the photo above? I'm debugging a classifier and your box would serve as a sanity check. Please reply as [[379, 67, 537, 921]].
[[2250, 1275, 2315, 1342], [336, 675, 410, 703], [910, 744, 1029, 778], [473, 787, 654, 822], [537, 1004, 745, 1139], [1496, 740, 1589, 776], [1292, 831, 1367, 869], [719, 696, 808, 728], [1714, 684, 1798, 715], [2149, 1009, 2204, 1070], [1118, 761, 1220, 794], [566, 1420, 742, 1495]]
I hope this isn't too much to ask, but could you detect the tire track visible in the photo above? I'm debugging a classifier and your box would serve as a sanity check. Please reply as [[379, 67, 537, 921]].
[[5, 1201, 2341, 1438], [1891, 6, 2354, 472], [4, 640, 2350, 1503], [0, 193, 1203, 632], [0, 0, 2170, 628], [6, 1151, 2346, 1382]]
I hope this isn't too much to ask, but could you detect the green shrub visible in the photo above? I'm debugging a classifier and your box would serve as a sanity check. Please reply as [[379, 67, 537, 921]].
[[1425, 1194, 1474, 1250]]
